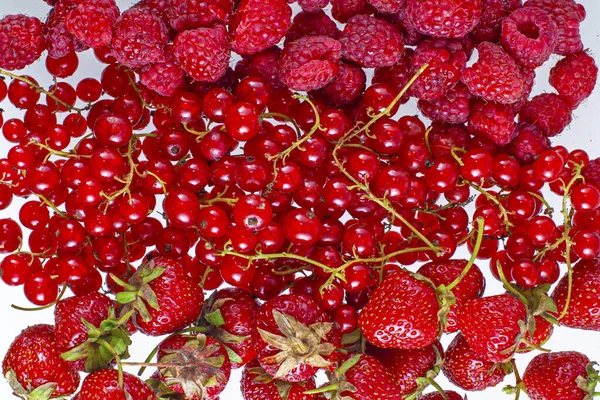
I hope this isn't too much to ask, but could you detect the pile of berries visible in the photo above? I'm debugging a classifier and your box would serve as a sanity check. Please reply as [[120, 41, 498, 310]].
[[0, 0, 599, 399]]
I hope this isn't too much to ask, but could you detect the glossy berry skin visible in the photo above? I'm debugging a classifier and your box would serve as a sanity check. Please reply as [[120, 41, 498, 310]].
[[420, 392, 464, 400], [2, 325, 80, 398], [336, 353, 400, 400], [523, 351, 592, 400], [240, 360, 318, 400], [457, 294, 527, 362], [359, 270, 440, 349], [283, 208, 322, 246], [77, 369, 155, 400]]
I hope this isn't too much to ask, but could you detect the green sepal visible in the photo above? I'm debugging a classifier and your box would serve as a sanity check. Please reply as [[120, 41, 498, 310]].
[[116, 291, 138, 305], [335, 354, 361, 377], [26, 383, 57, 400], [204, 309, 226, 327], [222, 344, 243, 365]]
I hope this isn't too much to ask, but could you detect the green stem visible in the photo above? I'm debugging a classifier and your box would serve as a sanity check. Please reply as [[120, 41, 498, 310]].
[[304, 383, 340, 395], [446, 217, 485, 291], [466, 181, 513, 232], [97, 339, 123, 388], [11, 283, 67, 311]]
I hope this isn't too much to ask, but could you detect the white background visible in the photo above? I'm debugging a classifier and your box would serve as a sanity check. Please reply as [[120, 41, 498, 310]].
[[1, 0, 600, 398]]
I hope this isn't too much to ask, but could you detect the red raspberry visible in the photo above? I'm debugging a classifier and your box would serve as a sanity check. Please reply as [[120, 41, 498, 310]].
[[331, 0, 375, 24], [519, 93, 573, 137], [471, 0, 522, 44], [410, 38, 467, 101], [139, 47, 187, 96], [406, 0, 482, 38], [298, 0, 329, 13], [373, 48, 413, 105], [169, 0, 233, 31], [549, 51, 598, 108], [111, 8, 168, 68], [280, 36, 342, 91], [508, 122, 550, 164], [418, 83, 472, 125], [468, 100, 517, 146], [173, 25, 230, 82], [524, 0, 585, 55], [368, 0, 404, 14], [285, 10, 340, 44], [501, 7, 557, 70], [582, 158, 600, 190], [462, 42, 524, 104], [66, 0, 120, 49], [245, 47, 285, 90], [44, 3, 88, 59], [512, 67, 535, 113], [314, 61, 366, 108], [230, 0, 292, 55], [395, 7, 426, 46], [339, 14, 403, 68], [0, 14, 46, 71], [429, 123, 471, 158], [132, 0, 171, 26]]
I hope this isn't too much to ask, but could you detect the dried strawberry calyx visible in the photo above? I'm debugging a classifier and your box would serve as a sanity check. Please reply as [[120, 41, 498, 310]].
[[4, 370, 58, 400], [61, 307, 133, 372], [576, 362, 600, 398], [258, 310, 336, 379], [111, 259, 165, 322]]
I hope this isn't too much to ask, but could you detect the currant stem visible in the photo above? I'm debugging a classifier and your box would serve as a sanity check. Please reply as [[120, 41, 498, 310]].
[[466, 180, 513, 233], [217, 248, 336, 275], [260, 112, 302, 136], [35, 193, 67, 218], [445, 217, 485, 291], [183, 123, 211, 142], [101, 137, 138, 203], [11, 283, 67, 311], [29, 141, 89, 160]]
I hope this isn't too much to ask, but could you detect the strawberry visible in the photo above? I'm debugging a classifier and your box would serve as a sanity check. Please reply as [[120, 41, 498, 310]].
[[522, 351, 599, 400], [551, 258, 600, 331], [441, 333, 507, 391], [114, 257, 204, 336], [150, 333, 231, 399], [368, 340, 444, 397], [358, 270, 440, 349], [252, 293, 340, 382], [417, 259, 485, 333], [55, 292, 132, 372], [311, 353, 400, 399], [196, 287, 259, 369], [77, 368, 155, 399], [457, 294, 527, 362], [2, 324, 80, 399], [420, 391, 465, 400], [517, 315, 554, 353], [241, 359, 318, 400]]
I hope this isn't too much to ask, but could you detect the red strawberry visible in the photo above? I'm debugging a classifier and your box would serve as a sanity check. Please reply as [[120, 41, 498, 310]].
[[252, 293, 340, 382], [522, 351, 598, 400], [518, 315, 554, 353], [151, 333, 231, 399], [358, 270, 440, 349], [312, 353, 400, 399], [197, 287, 259, 369], [77, 368, 155, 399], [368, 340, 444, 397], [241, 359, 318, 400], [2, 324, 80, 399], [441, 333, 507, 391], [55, 292, 132, 372], [417, 259, 485, 333], [114, 257, 204, 336], [420, 391, 465, 400], [551, 258, 600, 331], [457, 294, 527, 362]]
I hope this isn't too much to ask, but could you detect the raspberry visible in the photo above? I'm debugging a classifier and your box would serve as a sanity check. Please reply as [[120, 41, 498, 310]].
[[315, 61, 366, 108], [524, 0, 585, 55], [245, 47, 285, 90], [330, 0, 375, 24], [0, 14, 46, 71], [66, 0, 120, 49], [139, 47, 186, 96], [44, 3, 87, 59], [285, 10, 340, 44], [339, 14, 403, 68], [549, 51, 598, 108], [519, 93, 573, 137], [280, 36, 341, 91], [132, 0, 171, 26], [418, 83, 472, 125], [582, 158, 600, 191], [373, 48, 413, 105], [471, 0, 522, 44], [230, 0, 292, 55], [395, 8, 425, 46], [405, 0, 482, 38], [169, 0, 233, 31], [367, 0, 404, 15], [173, 25, 230, 83], [410, 38, 467, 101], [429, 123, 471, 158], [501, 7, 557, 70], [468, 100, 517, 146], [298, 0, 329, 13], [508, 122, 550, 164], [461, 41, 524, 104], [111, 8, 168, 68], [511, 67, 535, 113]]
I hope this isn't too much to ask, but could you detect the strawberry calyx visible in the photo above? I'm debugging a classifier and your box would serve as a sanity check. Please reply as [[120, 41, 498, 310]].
[[61, 307, 133, 372], [404, 344, 445, 400], [111, 259, 165, 322], [257, 310, 336, 379], [577, 362, 600, 399], [304, 355, 361, 399], [4, 371, 61, 400]]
